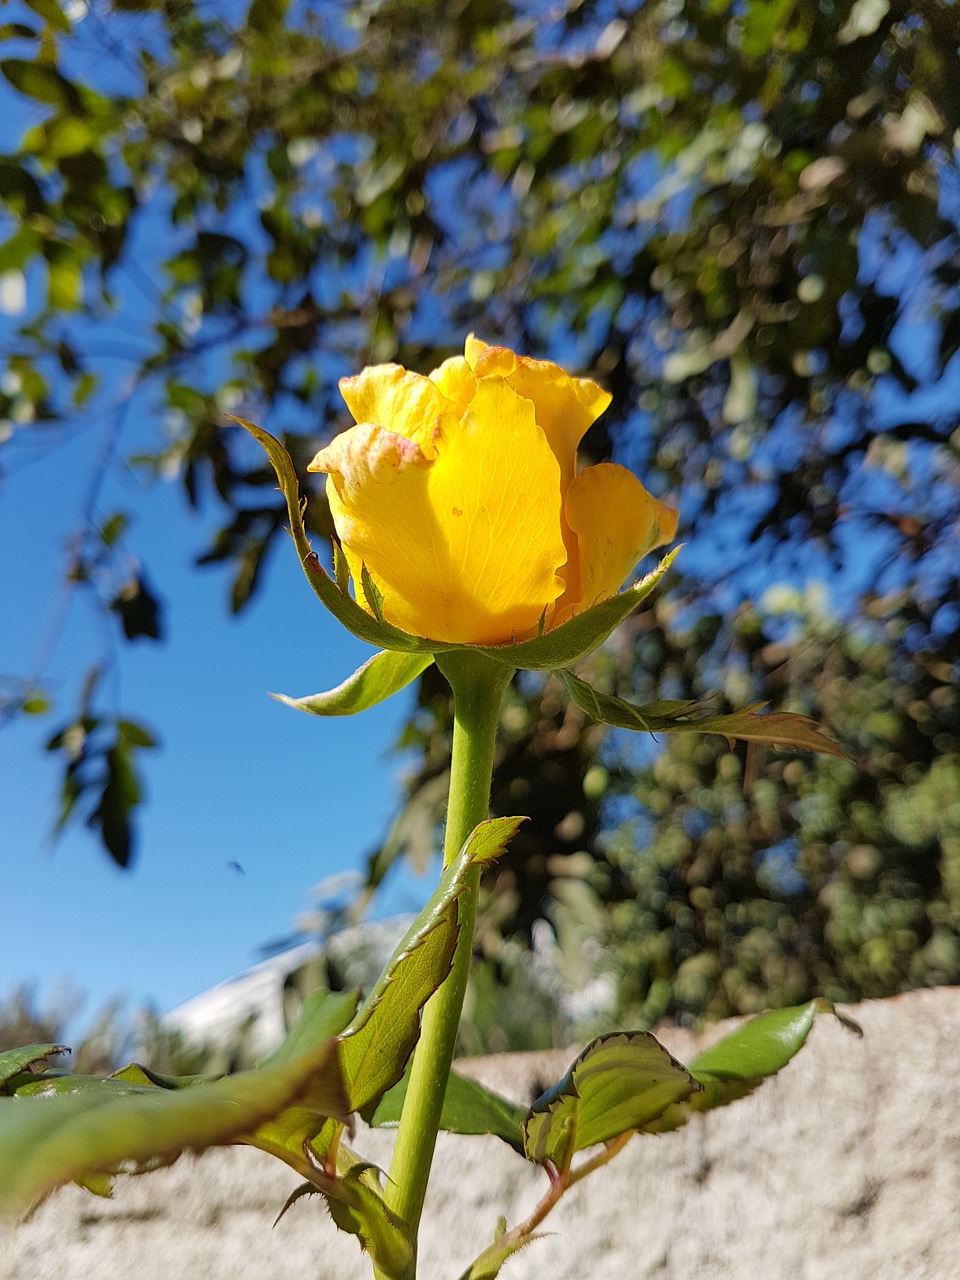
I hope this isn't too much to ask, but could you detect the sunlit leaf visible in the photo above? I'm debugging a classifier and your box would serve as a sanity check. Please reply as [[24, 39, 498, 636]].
[[272, 651, 433, 718], [258, 989, 360, 1070], [646, 1000, 851, 1132], [25, 0, 72, 34], [0, 1045, 69, 1093], [522, 1031, 697, 1169], [0, 1041, 345, 1221], [340, 817, 524, 1111]]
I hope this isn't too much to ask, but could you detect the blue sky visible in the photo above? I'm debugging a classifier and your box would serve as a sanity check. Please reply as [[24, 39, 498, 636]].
[[1, 415, 431, 1031], [0, 2, 437, 1036]]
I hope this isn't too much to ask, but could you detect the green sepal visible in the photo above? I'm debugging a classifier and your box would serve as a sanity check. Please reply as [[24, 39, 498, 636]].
[[522, 1031, 698, 1170], [360, 563, 386, 622], [0, 1044, 69, 1093], [365, 1066, 526, 1155], [646, 999, 852, 1133], [478, 547, 680, 670], [272, 650, 434, 718], [333, 540, 351, 594], [231, 419, 677, 669], [340, 816, 525, 1112], [556, 669, 847, 758], [229, 417, 448, 654], [0, 1040, 346, 1221]]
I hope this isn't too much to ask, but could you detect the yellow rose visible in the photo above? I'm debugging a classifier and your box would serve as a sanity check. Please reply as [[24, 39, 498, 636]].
[[308, 336, 678, 646]]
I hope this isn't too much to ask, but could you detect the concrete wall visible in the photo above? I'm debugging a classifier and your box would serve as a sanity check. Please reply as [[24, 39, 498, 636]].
[[4, 987, 960, 1280]]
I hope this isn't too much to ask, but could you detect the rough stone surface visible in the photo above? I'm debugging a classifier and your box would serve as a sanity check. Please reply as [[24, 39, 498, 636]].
[[4, 988, 960, 1279]]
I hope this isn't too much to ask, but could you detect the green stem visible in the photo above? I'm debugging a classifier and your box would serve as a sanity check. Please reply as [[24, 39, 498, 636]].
[[377, 650, 512, 1278]]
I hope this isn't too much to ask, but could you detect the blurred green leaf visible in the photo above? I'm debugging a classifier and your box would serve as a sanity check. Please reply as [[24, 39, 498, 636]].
[[110, 1063, 222, 1089], [367, 1066, 526, 1154], [110, 574, 164, 642], [21, 689, 51, 716], [0, 1040, 346, 1221], [0, 59, 81, 110], [25, 0, 72, 34], [258, 988, 359, 1070]]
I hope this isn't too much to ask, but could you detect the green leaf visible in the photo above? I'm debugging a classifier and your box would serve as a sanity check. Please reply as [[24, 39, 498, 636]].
[[367, 1067, 527, 1154], [0, 59, 81, 110], [272, 650, 433, 718], [462, 814, 528, 864], [457, 1228, 546, 1280], [556, 670, 847, 759], [24, 0, 73, 33], [0, 226, 41, 274], [0, 160, 45, 217], [257, 988, 360, 1069], [242, 991, 359, 1168], [246, 0, 291, 32], [0, 1041, 346, 1221], [100, 512, 129, 548], [340, 816, 524, 1111], [21, 689, 51, 716], [0, 1045, 69, 1093], [646, 1000, 841, 1133], [0, 24, 40, 40], [691, 1000, 820, 1078], [110, 573, 164, 641], [334, 541, 351, 594], [110, 1064, 222, 1089], [46, 249, 83, 311], [522, 1031, 698, 1169]]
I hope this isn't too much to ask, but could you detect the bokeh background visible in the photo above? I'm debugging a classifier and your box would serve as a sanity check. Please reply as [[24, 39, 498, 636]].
[[2, 0, 958, 1066]]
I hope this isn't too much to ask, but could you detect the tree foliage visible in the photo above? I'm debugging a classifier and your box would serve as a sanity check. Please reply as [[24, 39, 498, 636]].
[[596, 587, 960, 1023]]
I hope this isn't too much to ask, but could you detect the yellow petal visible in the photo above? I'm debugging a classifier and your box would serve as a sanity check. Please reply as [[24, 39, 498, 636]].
[[505, 359, 612, 489], [555, 463, 678, 622], [472, 345, 519, 380], [337, 364, 454, 458], [464, 333, 490, 369], [428, 355, 476, 415], [314, 380, 567, 645]]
